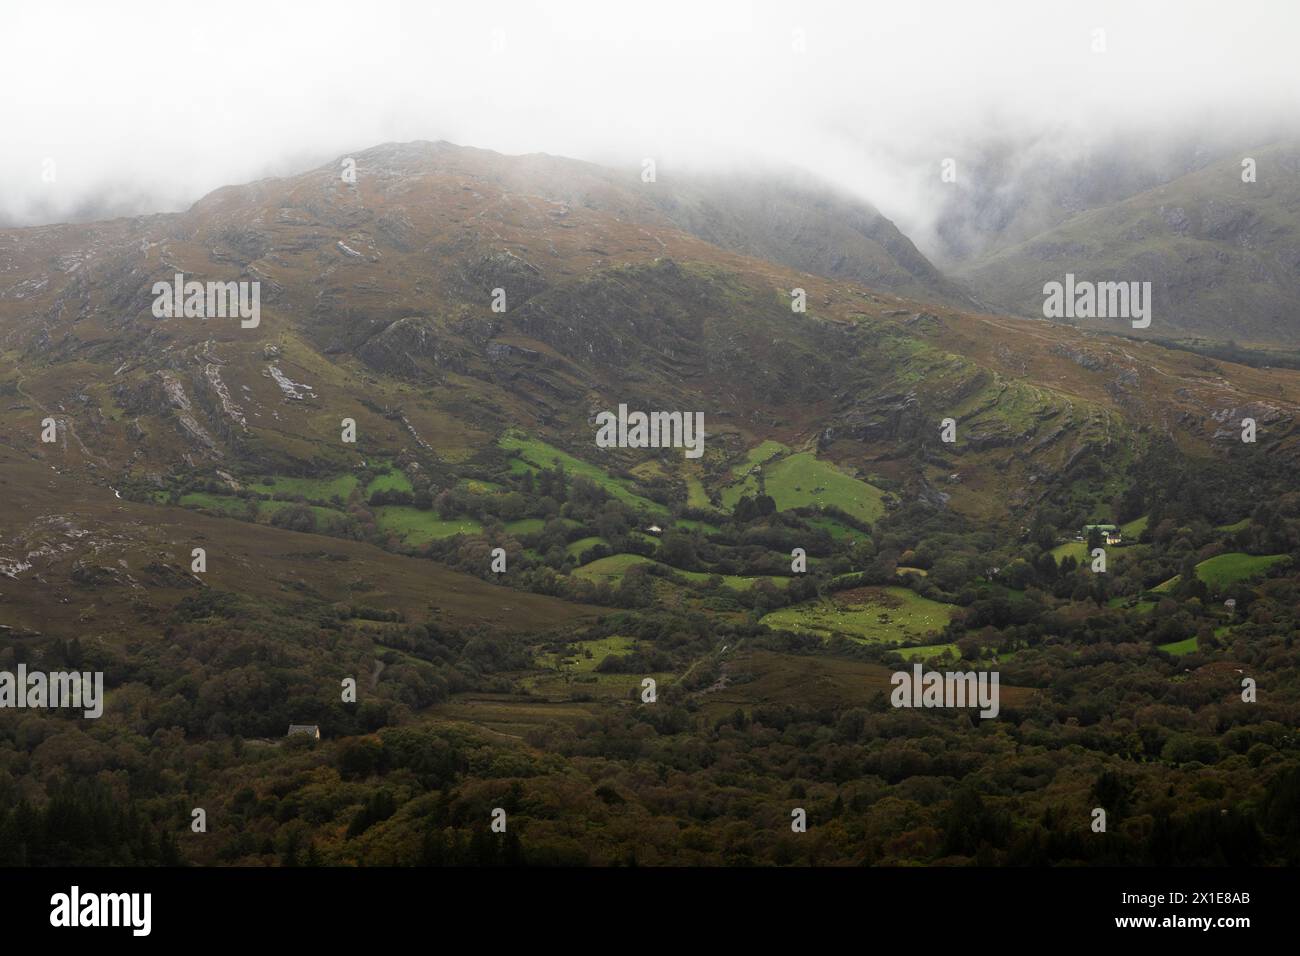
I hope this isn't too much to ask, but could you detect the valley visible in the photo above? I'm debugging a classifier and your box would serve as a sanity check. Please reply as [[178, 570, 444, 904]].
[[2, 141, 1300, 867]]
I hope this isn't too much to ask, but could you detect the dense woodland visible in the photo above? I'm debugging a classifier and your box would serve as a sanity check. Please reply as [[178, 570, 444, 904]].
[[3, 437, 1300, 867]]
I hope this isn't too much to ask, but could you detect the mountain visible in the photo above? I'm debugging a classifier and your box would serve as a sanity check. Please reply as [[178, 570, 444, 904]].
[[922, 131, 1234, 267], [4, 140, 1296, 500], [637, 166, 977, 307], [4, 140, 1300, 868], [955, 143, 1300, 345]]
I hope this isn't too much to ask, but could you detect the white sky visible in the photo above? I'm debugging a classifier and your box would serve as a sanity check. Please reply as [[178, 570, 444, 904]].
[[3, 0, 1298, 241]]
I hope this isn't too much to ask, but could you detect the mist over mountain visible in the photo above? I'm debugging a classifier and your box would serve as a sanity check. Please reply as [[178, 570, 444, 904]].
[[957, 143, 1300, 344]]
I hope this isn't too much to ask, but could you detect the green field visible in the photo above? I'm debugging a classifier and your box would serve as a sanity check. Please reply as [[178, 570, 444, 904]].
[[731, 440, 789, 476], [721, 449, 885, 524], [565, 536, 606, 558], [374, 506, 483, 545], [1215, 517, 1251, 533], [536, 635, 638, 673], [251, 474, 359, 502], [1121, 514, 1149, 538], [260, 499, 348, 526], [527, 636, 674, 699], [1155, 552, 1288, 593], [500, 432, 667, 514], [805, 515, 864, 541], [365, 470, 413, 495], [685, 475, 715, 511], [1158, 636, 1199, 656], [572, 553, 788, 591], [764, 453, 884, 524], [181, 492, 350, 531], [1195, 552, 1288, 588], [571, 553, 653, 584], [1050, 540, 1089, 563], [760, 586, 957, 643], [718, 440, 788, 507]]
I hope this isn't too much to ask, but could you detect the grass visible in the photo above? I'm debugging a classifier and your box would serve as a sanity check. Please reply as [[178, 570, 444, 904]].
[[536, 635, 637, 673], [526, 636, 674, 700], [685, 475, 715, 511], [1121, 514, 1149, 538], [805, 515, 864, 541], [762, 453, 885, 525], [374, 506, 482, 545], [671, 567, 790, 591], [720, 474, 761, 509], [1195, 552, 1288, 588], [1215, 517, 1251, 533], [250, 474, 358, 502], [1050, 540, 1089, 563], [1158, 636, 1199, 656], [565, 536, 606, 558], [500, 432, 667, 515], [260, 499, 348, 526], [1151, 552, 1287, 594], [760, 586, 957, 644], [731, 440, 789, 477], [571, 554, 653, 585], [365, 470, 413, 495], [572, 553, 789, 590]]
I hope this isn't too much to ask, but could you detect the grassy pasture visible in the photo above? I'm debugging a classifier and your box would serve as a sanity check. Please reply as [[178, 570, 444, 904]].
[[527, 636, 674, 700], [1158, 636, 1199, 656], [373, 506, 482, 545], [250, 473, 359, 502], [1153, 552, 1288, 593], [572, 553, 788, 590], [500, 432, 667, 514], [760, 586, 956, 643], [1196, 552, 1288, 588], [366, 470, 413, 495], [763, 453, 885, 524]]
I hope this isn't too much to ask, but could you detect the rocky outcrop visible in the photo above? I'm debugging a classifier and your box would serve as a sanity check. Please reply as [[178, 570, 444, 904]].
[[354, 317, 476, 382]]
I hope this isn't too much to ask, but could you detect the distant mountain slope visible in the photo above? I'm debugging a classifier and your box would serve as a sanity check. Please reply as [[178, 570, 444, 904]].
[[957, 143, 1300, 345], [636, 168, 977, 307], [3, 135, 1300, 675], [923, 132, 1231, 266], [2, 137, 1298, 529], [416, 143, 974, 307]]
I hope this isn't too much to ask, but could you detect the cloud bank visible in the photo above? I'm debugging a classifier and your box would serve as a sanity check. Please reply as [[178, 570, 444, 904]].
[[4, 0, 1298, 258]]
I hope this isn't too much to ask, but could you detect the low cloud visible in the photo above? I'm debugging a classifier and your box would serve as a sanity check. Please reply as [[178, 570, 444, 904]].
[[4, 0, 1298, 261]]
